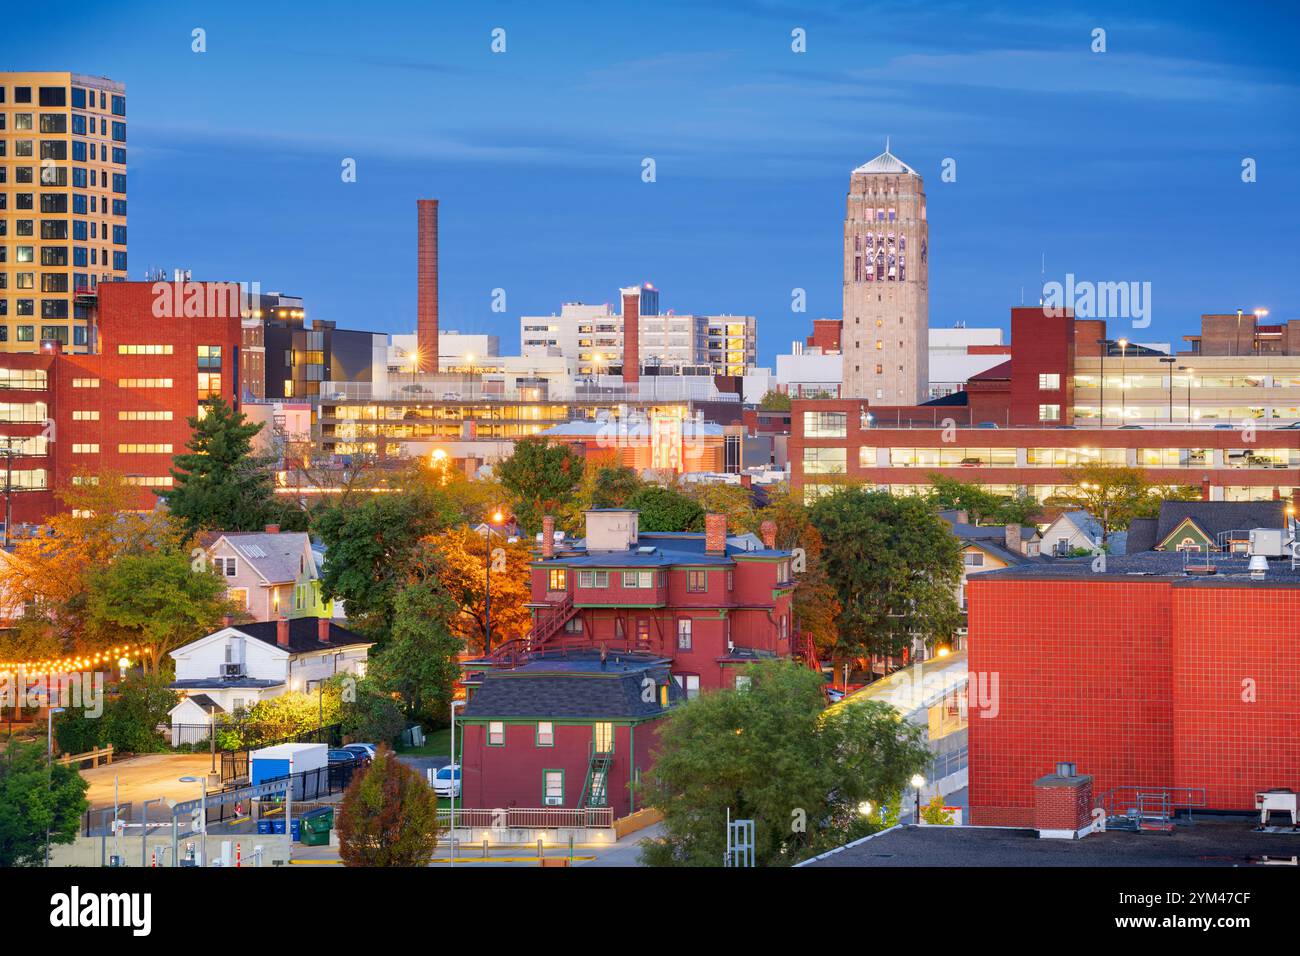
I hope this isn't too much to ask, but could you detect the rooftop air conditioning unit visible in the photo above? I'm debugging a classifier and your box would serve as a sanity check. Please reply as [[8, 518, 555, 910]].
[[1256, 789, 1298, 827], [220, 663, 245, 679], [1250, 528, 1284, 557]]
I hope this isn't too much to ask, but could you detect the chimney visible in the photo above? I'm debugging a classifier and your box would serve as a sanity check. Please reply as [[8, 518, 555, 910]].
[[1033, 761, 1094, 839], [760, 520, 777, 550], [221, 615, 232, 628], [264, 523, 280, 534], [542, 515, 555, 559], [1201, 476, 1212, 501], [705, 513, 727, 555], [277, 616, 290, 648], [620, 286, 640, 385], [417, 199, 440, 373], [954, 510, 968, 525], [1005, 523, 1022, 555], [318, 616, 331, 644]]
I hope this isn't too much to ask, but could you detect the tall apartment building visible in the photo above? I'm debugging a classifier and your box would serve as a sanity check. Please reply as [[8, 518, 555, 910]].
[[841, 146, 928, 404], [0, 72, 127, 353], [519, 285, 757, 376]]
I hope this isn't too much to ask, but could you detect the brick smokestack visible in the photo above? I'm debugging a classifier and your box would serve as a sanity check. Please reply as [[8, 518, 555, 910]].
[[620, 286, 640, 385], [760, 520, 777, 550], [705, 514, 727, 554], [542, 515, 555, 559], [277, 616, 290, 648], [318, 616, 331, 644], [417, 199, 440, 373]]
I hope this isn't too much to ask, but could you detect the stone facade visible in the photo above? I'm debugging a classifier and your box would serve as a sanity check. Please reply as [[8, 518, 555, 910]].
[[841, 148, 929, 404]]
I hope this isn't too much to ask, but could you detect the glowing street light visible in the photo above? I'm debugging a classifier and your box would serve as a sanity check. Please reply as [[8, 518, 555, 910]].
[[910, 773, 926, 824]]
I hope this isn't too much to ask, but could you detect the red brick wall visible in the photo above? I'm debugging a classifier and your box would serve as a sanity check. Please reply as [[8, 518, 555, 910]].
[[621, 290, 639, 384], [969, 575, 1300, 825], [1008, 306, 1074, 426], [1171, 586, 1300, 808], [967, 578, 1175, 826]]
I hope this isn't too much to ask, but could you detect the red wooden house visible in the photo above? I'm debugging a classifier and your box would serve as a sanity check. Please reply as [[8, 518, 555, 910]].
[[455, 508, 798, 814], [458, 651, 683, 818]]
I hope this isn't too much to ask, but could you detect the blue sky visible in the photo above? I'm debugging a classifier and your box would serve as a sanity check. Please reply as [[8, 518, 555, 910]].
[[5, 0, 1298, 363]]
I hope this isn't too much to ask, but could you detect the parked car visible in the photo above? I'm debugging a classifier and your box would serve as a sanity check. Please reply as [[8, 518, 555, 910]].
[[327, 749, 359, 766], [431, 764, 461, 798], [1212, 423, 1235, 430], [974, 422, 1000, 429], [1117, 424, 1145, 429], [342, 743, 376, 765]]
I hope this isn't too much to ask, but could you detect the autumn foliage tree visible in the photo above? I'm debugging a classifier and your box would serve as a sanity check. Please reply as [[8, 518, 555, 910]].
[[337, 744, 442, 867], [424, 526, 532, 655]]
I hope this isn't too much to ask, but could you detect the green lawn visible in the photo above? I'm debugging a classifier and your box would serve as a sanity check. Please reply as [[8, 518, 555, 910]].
[[397, 727, 452, 757]]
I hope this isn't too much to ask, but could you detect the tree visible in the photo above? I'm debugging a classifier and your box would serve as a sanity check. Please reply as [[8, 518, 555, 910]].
[[369, 581, 463, 724], [810, 487, 962, 660], [161, 397, 291, 534], [0, 739, 90, 867], [421, 527, 532, 656], [238, 688, 342, 745], [1051, 464, 1199, 544], [758, 390, 792, 411], [0, 474, 185, 651], [335, 676, 406, 745], [626, 485, 704, 532], [684, 481, 756, 532], [756, 484, 840, 655], [101, 672, 181, 753], [589, 464, 646, 509], [496, 436, 584, 535], [84, 550, 233, 673], [337, 744, 442, 866], [926, 475, 1040, 526], [641, 660, 929, 867], [313, 479, 460, 637]]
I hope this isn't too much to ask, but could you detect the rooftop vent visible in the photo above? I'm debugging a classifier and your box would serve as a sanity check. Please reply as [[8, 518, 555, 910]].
[[1249, 554, 1269, 580], [637, 546, 656, 555], [1055, 761, 1077, 778]]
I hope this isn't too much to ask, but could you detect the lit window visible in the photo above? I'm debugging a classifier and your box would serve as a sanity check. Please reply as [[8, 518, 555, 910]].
[[536, 722, 554, 747], [1038, 373, 1061, 390], [1038, 404, 1061, 422], [488, 721, 505, 746]]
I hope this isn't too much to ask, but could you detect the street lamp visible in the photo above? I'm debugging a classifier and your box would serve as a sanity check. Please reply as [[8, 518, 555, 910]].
[[1094, 339, 1109, 427], [45, 706, 66, 866], [179, 775, 207, 867], [1117, 338, 1129, 421], [1178, 366, 1195, 423], [1158, 356, 1176, 425], [449, 698, 465, 867], [485, 509, 505, 655], [910, 773, 926, 825]]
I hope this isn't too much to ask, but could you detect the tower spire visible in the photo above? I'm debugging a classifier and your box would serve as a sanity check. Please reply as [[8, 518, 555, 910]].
[[885, 135, 891, 154]]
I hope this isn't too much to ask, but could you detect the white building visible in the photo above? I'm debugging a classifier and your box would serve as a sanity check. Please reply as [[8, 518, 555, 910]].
[[928, 326, 1009, 400], [166, 617, 373, 744], [520, 295, 757, 376], [389, 331, 501, 373]]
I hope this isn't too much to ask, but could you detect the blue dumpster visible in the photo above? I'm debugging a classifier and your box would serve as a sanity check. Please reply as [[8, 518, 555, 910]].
[[271, 819, 285, 834], [291, 820, 301, 842], [257, 820, 272, 835]]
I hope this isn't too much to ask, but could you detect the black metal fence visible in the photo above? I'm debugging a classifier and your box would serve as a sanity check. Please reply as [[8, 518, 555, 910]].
[[219, 724, 343, 783]]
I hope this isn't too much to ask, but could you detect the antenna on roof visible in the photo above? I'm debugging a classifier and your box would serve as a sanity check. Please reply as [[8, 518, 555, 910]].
[[1038, 253, 1046, 306], [885, 135, 891, 153]]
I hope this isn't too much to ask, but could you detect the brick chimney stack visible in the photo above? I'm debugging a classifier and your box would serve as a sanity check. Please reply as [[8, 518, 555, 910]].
[[542, 515, 555, 559], [318, 616, 331, 644], [1033, 761, 1095, 839], [705, 514, 727, 554], [417, 199, 440, 373], [760, 520, 777, 550], [1005, 523, 1022, 555], [620, 286, 640, 385], [277, 616, 290, 648], [264, 524, 279, 534]]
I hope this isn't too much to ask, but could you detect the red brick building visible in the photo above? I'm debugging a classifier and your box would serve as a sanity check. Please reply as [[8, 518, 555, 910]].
[[505, 509, 796, 696], [967, 553, 1300, 825], [0, 281, 242, 524]]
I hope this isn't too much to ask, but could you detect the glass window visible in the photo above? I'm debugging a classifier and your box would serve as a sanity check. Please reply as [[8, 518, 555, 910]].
[[1038, 373, 1061, 390], [536, 722, 554, 747], [686, 570, 707, 592], [803, 410, 847, 438], [803, 446, 847, 475], [488, 721, 505, 746], [676, 618, 692, 650], [547, 568, 567, 591], [543, 770, 564, 806]]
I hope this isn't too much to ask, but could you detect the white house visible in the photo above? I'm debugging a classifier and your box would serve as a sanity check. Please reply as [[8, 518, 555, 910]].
[[1040, 510, 1127, 556], [166, 617, 373, 745]]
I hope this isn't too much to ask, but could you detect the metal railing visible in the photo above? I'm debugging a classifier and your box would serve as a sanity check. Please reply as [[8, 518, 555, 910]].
[[438, 806, 614, 830]]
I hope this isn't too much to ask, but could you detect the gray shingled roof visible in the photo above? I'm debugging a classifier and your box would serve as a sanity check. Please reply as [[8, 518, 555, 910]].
[[464, 654, 684, 720], [1126, 517, 1158, 554], [217, 532, 312, 584], [235, 618, 373, 654], [1154, 501, 1285, 546]]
